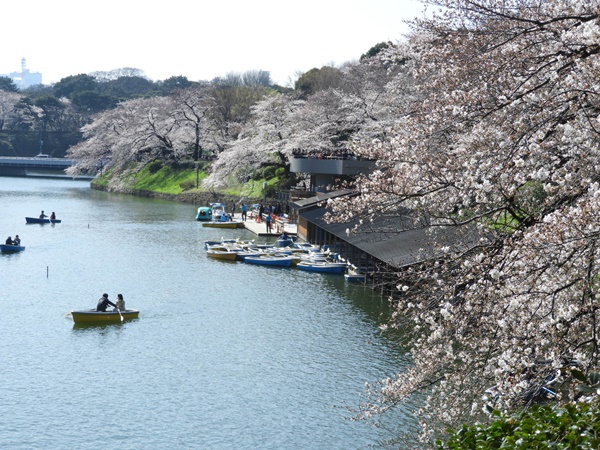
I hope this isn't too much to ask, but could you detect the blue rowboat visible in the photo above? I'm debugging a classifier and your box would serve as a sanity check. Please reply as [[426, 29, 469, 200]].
[[244, 255, 293, 267], [26, 217, 61, 224], [296, 261, 347, 274], [0, 244, 25, 253]]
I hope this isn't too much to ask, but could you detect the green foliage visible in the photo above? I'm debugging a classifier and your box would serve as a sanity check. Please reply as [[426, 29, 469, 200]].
[[101, 76, 155, 100], [158, 75, 194, 94], [294, 66, 343, 97], [54, 74, 98, 99], [437, 402, 600, 449], [251, 170, 264, 181], [71, 91, 117, 112], [0, 76, 19, 92], [264, 183, 278, 198], [210, 83, 271, 135], [33, 95, 64, 110], [179, 180, 197, 191], [261, 165, 278, 180]]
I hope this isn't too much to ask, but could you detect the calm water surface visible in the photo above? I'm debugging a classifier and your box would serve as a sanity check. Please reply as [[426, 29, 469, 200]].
[[0, 177, 417, 449]]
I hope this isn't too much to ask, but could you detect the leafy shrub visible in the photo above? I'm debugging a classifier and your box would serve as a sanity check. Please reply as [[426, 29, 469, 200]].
[[264, 184, 277, 199], [179, 180, 196, 191], [437, 402, 600, 449], [262, 165, 277, 180]]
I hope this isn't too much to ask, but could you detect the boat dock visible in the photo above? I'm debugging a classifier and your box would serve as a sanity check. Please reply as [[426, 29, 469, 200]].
[[236, 214, 298, 237]]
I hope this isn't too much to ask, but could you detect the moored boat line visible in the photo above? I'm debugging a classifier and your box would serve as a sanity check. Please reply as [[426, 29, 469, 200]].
[[203, 237, 359, 276], [198, 208, 365, 278]]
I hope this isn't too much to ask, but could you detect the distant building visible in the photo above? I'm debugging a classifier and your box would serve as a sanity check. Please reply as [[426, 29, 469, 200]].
[[1, 58, 42, 89]]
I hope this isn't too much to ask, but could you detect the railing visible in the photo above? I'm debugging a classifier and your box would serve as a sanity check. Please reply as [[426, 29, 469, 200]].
[[0, 156, 77, 178], [0, 156, 73, 169]]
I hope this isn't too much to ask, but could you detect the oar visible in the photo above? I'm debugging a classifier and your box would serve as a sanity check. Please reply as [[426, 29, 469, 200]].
[[116, 307, 123, 322]]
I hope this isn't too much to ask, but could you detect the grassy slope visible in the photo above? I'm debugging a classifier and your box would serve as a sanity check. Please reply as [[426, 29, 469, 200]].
[[101, 164, 274, 200]]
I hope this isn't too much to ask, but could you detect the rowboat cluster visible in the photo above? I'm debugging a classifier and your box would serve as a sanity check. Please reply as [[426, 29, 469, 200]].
[[2, 213, 63, 254], [204, 237, 361, 277]]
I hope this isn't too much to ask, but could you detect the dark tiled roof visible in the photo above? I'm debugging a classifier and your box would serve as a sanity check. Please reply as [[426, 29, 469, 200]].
[[300, 207, 477, 269]]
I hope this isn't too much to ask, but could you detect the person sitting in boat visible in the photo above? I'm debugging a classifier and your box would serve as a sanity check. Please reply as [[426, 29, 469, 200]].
[[50, 212, 56, 220], [280, 232, 289, 241], [5, 236, 14, 245], [13, 235, 20, 245], [96, 293, 117, 312], [113, 293, 125, 312], [39, 210, 47, 219]]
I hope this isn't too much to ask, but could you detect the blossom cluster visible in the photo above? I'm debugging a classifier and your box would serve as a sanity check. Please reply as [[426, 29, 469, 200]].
[[332, 0, 600, 438]]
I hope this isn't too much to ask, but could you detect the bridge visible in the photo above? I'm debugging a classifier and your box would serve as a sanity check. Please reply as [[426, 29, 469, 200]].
[[0, 156, 92, 178]]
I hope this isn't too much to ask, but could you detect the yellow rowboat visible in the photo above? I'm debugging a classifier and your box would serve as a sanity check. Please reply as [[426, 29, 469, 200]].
[[206, 249, 238, 261], [201, 221, 243, 228], [71, 309, 140, 324]]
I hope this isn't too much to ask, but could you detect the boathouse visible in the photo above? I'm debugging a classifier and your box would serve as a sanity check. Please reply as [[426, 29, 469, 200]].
[[288, 151, 473, 287], [290, 190, 473, 287]]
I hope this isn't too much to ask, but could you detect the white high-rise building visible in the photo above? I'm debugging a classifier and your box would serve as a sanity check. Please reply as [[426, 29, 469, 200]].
[[1, 58, 42, 89]]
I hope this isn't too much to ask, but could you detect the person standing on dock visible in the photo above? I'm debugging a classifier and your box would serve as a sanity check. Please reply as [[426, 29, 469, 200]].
[[258, 203, 264, 223], [265, 213, 272, 233], [241, 203, 247, 222]]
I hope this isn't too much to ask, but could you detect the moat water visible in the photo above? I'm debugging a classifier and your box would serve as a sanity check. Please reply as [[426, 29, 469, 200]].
[[0, 177, 418, 449]]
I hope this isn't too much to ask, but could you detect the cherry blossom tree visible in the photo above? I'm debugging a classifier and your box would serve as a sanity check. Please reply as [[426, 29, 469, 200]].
[[204, 93, 304, 188], [67, 96, 186, 175], [67, 87, 230, 178], [0, 90, 23, 132], [326, 0, 600, 440], [204, 56, 407, 190], [171, 86, 220, 161]]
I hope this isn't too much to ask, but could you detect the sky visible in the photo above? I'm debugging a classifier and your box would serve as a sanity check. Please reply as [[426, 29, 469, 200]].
[[2, 0, 425, 87]]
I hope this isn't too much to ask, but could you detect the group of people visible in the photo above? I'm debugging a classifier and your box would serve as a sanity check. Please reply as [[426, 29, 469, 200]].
[[39, 210, 57, 220], [254, 202, 290, 233], [5, 235, 21, 246], [96, 293, 126, 312]]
